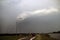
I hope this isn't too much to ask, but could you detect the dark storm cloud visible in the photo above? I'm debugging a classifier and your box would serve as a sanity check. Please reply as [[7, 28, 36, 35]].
[[17, 11, 60, 33], [0, 0, 60, 33]]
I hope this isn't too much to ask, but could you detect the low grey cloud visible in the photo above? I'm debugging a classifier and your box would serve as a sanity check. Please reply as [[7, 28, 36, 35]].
[[17, 7, 59, 21], [0, 0, 60, 33]]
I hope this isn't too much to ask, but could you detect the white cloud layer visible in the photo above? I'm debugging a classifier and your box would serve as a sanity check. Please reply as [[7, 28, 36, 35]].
[[17, 7, 58, 21]]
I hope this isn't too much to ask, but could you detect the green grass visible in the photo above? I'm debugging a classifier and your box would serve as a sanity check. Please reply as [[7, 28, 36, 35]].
[[0, 36, 18, 40]]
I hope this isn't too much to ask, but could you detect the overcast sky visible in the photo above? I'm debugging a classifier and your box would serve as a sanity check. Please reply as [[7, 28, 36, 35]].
[[0, 0, 60, 33]]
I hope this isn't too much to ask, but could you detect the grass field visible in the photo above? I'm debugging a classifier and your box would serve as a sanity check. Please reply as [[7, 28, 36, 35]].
[[0, 33, 58, 40], [0, 35, 18, 40]]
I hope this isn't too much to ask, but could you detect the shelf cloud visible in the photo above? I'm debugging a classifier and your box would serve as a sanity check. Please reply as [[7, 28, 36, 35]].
[[17, 7, 59, 21]]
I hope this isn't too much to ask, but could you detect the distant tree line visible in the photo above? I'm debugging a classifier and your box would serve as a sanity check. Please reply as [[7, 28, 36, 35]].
[[53, 31, 60, 33]]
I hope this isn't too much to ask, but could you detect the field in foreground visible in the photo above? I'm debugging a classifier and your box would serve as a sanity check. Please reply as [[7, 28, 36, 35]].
[[0, 33, 59, 40]]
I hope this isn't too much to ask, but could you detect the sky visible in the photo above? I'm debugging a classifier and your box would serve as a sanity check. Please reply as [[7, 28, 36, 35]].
[[0, 0, 60, 33]]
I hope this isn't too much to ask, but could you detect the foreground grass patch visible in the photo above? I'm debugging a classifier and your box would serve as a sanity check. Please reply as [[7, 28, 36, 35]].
[[0, 36, 18, 40]]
